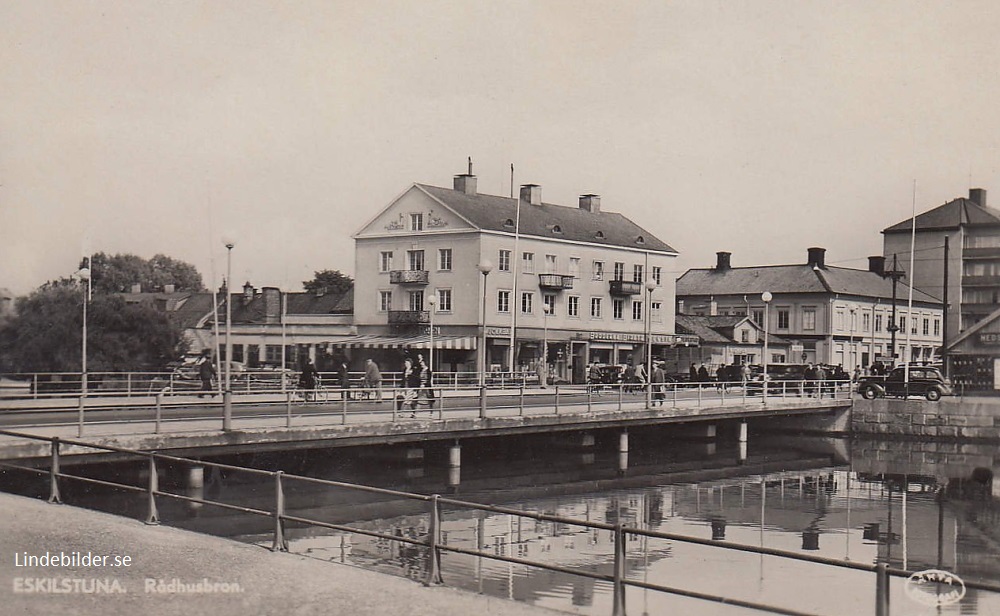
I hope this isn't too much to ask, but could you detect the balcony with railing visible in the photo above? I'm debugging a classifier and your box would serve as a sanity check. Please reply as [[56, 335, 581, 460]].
[[962, 247, 1000, 259], [388, 310, 430, 324], [962, 275, 1000, 287], [609, 279, 643, 295], [389, 270, 429, 285], [538, 274, 574, 290]]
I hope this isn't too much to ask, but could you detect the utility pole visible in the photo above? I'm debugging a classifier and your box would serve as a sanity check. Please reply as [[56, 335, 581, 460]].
[[884, 254, 906, 366], [942, 236, 949, 377]]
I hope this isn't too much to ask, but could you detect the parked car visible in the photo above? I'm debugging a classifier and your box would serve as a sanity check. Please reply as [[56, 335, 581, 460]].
[[856, 366, 952, 401]]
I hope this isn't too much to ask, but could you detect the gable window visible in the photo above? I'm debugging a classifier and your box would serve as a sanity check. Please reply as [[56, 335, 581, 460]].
[[521, 292, 533, 314], [497, 290, 511, 313], [593, 261, 605, 281], [407, 250, 425, 271], [437, 289, 452, 312], [379, 251, 393, 272], [379, 291, 392, 312], [633, 264, 643, 283], [613, 298, 625, 320], [410, 213, 423, 231], [522, 252, 534, 274], [568, 296, 580, 317], [438, 248, 452, 271], [591, 297, 602, 319], [741, 329, 750, 343], [498, 250, 511, 272]]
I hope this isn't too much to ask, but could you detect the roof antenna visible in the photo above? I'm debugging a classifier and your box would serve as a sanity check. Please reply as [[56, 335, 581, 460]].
[[468, 156, 473, 176]]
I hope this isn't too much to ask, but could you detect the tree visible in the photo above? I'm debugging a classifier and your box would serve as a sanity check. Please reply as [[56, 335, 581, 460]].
[[83, 252, 206, 294], [302, 270, 353, 296], [0, 281, 188, 373]]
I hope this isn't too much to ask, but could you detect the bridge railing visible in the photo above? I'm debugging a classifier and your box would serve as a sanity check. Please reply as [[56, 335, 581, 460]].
[[0, 428, 994, 616]]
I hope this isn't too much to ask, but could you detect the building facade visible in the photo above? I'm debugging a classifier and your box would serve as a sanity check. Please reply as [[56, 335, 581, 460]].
[[351, 171, 684, 382], [882, 188, 1000, 346], [676, 248, 944, 372]]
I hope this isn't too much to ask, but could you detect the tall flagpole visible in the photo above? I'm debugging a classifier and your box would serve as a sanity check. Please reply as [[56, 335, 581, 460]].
[[508, 163, 520, 375], [904, 180, 917, 388]]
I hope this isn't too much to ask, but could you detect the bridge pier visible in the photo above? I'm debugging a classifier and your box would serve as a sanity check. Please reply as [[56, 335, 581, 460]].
[[738, 421, 748, 464], [187, 465, 204, 489], [449, 442, 461, 468]]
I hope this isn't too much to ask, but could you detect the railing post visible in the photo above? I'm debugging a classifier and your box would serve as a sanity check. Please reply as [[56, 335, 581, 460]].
[[145, 454, 160, 525], [286, 391, 292, 428], [342, 390, 348, 425], [33, 374, 38, 400], [519, 386, 525, 416], [587, 385, 593, 413], [272, 471, 288, 552], [223, 391, 233, 432], [127, 373, 132, 398], [479, 386, 487, 419], [554, 385, 559, 414], [612, 523, 627, 616], [618, 383, 623, 411], [672, 382, 678, 407], [155, 393, 163, 434], [425, 494, 444, 586], [48, 438, 61, 504], [697, 383, 702, 407], [875, 562, 889, 616], [392, 388, 398, 422], [721, 381, 727, 405], [77, 396, 85, 437]]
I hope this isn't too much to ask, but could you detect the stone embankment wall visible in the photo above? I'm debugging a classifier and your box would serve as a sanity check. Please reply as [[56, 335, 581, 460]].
[[852, 398, 1000, 440]]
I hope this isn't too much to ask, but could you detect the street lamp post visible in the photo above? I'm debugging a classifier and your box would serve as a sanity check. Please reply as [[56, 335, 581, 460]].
[[849, 307, 857, 374], [78, 260, 91, 396], [645, 279, 657, 408], [761, 292, 773, 404], [477, 260, 493, 387], [223, 239, 235, 431], [542, 304, 550, 388], [427, 294, 437, 377]]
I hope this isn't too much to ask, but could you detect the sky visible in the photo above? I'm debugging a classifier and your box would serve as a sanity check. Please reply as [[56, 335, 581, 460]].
[[3, 1, 1000, 296]]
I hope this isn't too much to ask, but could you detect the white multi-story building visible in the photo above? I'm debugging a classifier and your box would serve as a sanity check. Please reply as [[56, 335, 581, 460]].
[[350, 169, 684, 383]]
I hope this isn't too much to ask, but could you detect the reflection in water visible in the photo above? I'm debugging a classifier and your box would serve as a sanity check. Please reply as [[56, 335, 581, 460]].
[[4, 435, 1000, 615]]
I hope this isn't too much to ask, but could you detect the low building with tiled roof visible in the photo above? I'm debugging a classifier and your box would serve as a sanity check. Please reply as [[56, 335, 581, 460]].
[[677, 248, 943, 371], [349, 165, 681, 383], [665, 314, 791, 377]]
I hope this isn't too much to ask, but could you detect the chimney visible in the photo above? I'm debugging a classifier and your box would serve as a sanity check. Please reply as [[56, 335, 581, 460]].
[[130, 283, 141, 293], [677, 299, 685, 315], [807, 247, 826, 269], [453, 174, 477, 196], [709, 298, 718, 316], [263, 287, 281, 323], [163, 283, 175, 294], [242, 281, 254, 304], [715, 251, 732, 271], [868, 256, 886, 276], [579, 194, 601, 213], [969, 188, 987, 208], [520, 184, 542, 206]]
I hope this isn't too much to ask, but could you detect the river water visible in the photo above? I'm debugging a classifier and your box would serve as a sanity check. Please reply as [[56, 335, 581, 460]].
[[6, 429, 1000, 615]]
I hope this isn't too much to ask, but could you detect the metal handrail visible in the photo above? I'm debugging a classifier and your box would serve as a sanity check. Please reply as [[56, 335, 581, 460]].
[[3, 428, 997, 616]]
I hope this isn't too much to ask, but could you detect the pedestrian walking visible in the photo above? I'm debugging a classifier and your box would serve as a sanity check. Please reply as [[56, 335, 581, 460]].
[[651, 362, 667, 406], [364, 358, 383, 402], [298, 358, 320, 402], [337, 359, 351, 400], [403, 357, 420, 416], [634, 362, 647, 395], [416, 353, 435, 411], [197, 351, 217, 398], [588, 363, 602, 394], [697, 363, 710, 383]]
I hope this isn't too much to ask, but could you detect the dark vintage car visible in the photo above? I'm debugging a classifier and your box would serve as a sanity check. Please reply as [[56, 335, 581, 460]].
[[856, 366, 952, 401]]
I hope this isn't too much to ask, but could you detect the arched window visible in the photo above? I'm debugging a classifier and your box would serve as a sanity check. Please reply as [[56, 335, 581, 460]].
[[595, 231, 605, 240], [503, 218, 515, 228], [552, 225, 562, 234], [636, 235, 645, 245]]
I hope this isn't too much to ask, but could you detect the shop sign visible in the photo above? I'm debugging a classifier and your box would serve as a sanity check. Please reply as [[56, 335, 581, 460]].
[[978, 332, 1000, 346], [588, 332, 679, 344], [486, 327, 511, 337]]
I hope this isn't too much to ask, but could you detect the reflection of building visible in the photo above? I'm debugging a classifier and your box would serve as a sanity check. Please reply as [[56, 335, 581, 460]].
[[677, 248, 943, 370], [349, 167, 685, 381]]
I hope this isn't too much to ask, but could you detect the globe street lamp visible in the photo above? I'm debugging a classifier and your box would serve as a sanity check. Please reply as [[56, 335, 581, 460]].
[[223, 237, 235, 431], [77, 262, 91, 396], [427, 294, 437, 376], [645, 279, 657, 408], [477, 260, 493, 387], [761, 291, 773, 404]]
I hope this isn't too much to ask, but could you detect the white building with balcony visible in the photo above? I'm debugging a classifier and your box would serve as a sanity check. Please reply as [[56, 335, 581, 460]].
[[349, 169, 687, 383]]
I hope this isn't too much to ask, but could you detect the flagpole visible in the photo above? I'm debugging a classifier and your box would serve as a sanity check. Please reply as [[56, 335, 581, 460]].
[[904, 180, 917, 388], [508, 163, 520, 377]]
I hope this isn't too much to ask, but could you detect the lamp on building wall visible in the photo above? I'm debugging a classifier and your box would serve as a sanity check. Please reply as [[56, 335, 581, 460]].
[[761, 291, 773, 404], [477, 260, 493, 387], [427, 294, 437, 376], [645, 278, 657, 407]]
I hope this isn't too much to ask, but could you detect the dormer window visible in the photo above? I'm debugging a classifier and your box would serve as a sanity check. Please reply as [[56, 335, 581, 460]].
[[636, 235, 645, 245], [595, 231, 605, 240], [552, 225, 562, 234], [503, 218, 515, 228]]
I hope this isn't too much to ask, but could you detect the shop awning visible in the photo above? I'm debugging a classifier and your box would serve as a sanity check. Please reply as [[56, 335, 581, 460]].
[[327, 334, 477, 350]]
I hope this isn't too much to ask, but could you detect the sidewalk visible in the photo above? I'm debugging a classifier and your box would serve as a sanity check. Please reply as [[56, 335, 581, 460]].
[[1, 492, 559, 616]]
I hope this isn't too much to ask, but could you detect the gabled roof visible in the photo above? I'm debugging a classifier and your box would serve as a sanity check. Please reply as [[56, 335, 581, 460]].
[[416, 184, 677, 254], [945, 304, 1000, 351], [228, 288, 354, 324], [677, 264, 940, 305], [883, 198, 1000, 233], [675, 314, 790, 346]]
